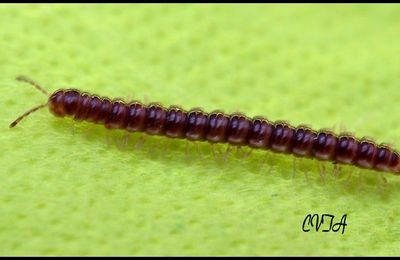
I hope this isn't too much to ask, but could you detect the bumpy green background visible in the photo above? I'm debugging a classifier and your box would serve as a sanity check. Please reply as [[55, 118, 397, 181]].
[[1, 4, 400, 256]]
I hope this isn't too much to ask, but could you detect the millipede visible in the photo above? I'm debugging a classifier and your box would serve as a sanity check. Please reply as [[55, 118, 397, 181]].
[[9, 76, 400, 175]]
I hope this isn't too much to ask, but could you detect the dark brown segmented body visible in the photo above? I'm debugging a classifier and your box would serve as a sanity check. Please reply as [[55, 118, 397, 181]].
[[48, 89, 400, 175]]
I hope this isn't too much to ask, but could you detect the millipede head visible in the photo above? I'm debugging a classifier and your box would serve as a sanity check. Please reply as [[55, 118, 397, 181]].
[[48, 89, 68, 117]]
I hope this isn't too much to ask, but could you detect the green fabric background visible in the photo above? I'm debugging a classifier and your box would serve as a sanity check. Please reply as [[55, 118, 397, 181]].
[[1, 4, 400, 256]]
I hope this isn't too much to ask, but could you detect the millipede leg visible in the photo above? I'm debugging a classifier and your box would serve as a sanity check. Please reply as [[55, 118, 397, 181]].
[[134, 134, 146, 150], [318, 163, 327, 184], [243, 148, 252, 160], [105, 132, 113, 149], [330, 123, 337, 134], [116, 132, 131, 150], [125, 94, 132, 103], [184, 142, 191, 163], [356, 171, 365, 192], [193, 142, 204, 161], [292, 158, 298, 179], [303, 168, 310, 183], [257, 153, 268, 173], [378, 173, 388, 190], [148, 137, 163, 158], [69, 121, 78, 136], [344, 171, 353, 188], [233, 145, 241, 159], [82, 123, 95, 140], [333, 163, 341, 178], [222, 145, 233, 164], [195, 142, 203, 160], [235, 146, 252, 161], [267, 154, 276, 174], [211, 143, 222, 163], [210, 143, 217, 160], [339, 122, 347, 133], [143, 94, 149, 105]]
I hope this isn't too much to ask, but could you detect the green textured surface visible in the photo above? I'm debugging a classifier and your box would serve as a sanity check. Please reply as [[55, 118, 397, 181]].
[[1, 4, 400, 256]]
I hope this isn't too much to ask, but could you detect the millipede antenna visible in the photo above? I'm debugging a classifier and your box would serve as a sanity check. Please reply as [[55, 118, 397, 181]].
[[16, 75, 49, 96], [9, 103, 48, 128], [10, 76, 49, 128]]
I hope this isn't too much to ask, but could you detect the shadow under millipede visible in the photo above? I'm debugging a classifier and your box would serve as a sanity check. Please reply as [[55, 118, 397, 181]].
[[48, 117, 399, 199]]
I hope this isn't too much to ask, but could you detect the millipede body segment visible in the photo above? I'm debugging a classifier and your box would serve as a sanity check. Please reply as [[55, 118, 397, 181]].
[[10, 76, 400, 175]]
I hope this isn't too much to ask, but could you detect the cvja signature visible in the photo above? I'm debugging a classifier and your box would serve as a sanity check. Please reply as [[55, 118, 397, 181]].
[[302, 214, 347, 234]]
